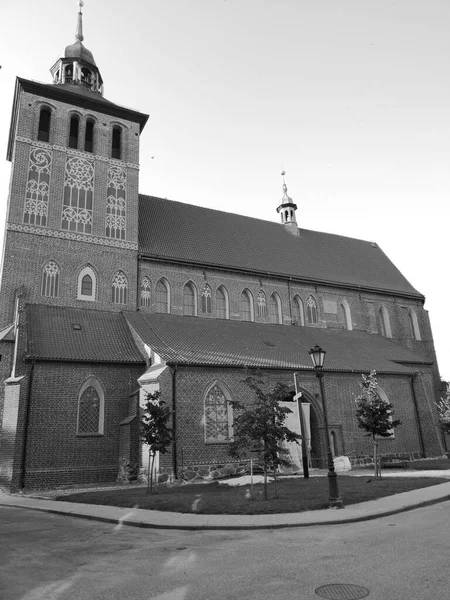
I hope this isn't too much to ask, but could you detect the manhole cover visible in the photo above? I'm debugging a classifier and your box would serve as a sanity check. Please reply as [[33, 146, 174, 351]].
[[315, 583, 369, 599]]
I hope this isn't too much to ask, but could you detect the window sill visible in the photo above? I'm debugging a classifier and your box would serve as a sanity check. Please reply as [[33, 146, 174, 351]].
[[76, 432, 104, 438]]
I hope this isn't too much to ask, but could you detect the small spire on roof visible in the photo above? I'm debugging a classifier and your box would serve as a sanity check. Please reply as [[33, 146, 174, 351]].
[[281, 170, 292, 203], [75, 0, 84, 42], [276, 169, 299, 235]]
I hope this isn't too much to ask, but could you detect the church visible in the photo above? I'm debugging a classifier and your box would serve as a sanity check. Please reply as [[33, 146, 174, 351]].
[[0, 5, 445, 491]]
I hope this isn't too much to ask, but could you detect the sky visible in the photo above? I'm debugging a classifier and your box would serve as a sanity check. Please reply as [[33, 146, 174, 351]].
[[0, 1, 449, 380]]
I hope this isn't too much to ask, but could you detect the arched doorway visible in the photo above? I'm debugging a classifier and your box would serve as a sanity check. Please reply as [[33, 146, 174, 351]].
[[296, 388, 327, 469]]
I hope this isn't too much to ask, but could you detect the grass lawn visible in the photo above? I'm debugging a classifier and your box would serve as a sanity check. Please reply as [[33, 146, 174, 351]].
[[56, 476, 449, 515]]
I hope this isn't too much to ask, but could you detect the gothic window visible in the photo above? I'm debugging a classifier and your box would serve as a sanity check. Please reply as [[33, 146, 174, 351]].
[[106, 165, 127, 240], [77, 377, 104, 435], [183, 282, 197, 316], [140, 277, 151, 308], [257, 290, 267, 319], [204, 382, 233, 443], [408, 308, 421, 341], [155, 278, 170, 313], [241, 289, 254, 322], [379, 305, 392, 338], [23, 147, 51, 226], [111, 126, 122, 159], [69, 115, 79, 149], [340, 299, 353, 330], [61, 156, 94, 234], [201, 283, 212, 314], [41, 261, 60, 298], [216, 286, 229, 319], [85, 119, 94, 153], [37, 107, 51, 142], [306, 295, 318, 324], [77, 265, 96, 301], [269, 293, 282, 324], [112, 271, 128, 305], [293, 295, 305, 326]]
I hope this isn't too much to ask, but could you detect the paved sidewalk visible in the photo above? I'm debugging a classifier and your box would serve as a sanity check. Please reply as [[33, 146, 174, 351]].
[[1, 475, 450, 530]]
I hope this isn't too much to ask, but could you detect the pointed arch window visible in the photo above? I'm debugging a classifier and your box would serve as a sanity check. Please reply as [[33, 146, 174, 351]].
[[183, 282, 197, 316], [140, 277, 151, 309], [155, 278, 170, 313], [77, 376, 105, 435], [241, 289, 254, 322], [340, 299, 353, 331], [216, 286, 229, 319], [306, 295, 318, 324], [257, 290, 267, 319], [69, 115, 79, 149], [379, 305, 392, 338], [269, 293, 282, 324], [37, 107, 51, 142], [112, 271, 128, 305], [41, 261, 60, 298], [293, 295, 305, 326], [85, 119, 95, 153], [408, 308, 421, 341], [77, 265, 97, 301], [204, 382, 233, 444], [201, 284, 212, 314], [111, 127, 122, 159]]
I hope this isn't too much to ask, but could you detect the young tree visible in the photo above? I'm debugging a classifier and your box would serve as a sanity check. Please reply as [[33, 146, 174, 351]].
[[140, 390, 172, 493], [355, 371, 401, 477], [436, 381, 450, 433], [228, 376, 302, 500]]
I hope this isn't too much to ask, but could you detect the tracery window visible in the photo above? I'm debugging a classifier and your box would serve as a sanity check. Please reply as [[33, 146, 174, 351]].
[[293, 295, 305, 326], [201, 284, 212, 314], [241, 289, 254, 322], [77, 377, 104, 435], [140, 277, 151, 308], [111, 126, 122, 159], [106, 165, 127, 240], [61, 156, 94, 234], [41, 261, 60, 298], [69, 115, 79, 149], [204, 383, 233, 443], [23, 147, 52, 227], [112, 271, 128, 305], [269, 293, 282, 324], [306, 295, 318, 324], [257, 290, 267, 319], [183, 282, 197, 316], [155, 279, 170, 313], [37, 107, 51, 142], [77, 266, 96, 301], [216, 286, 229, 319]]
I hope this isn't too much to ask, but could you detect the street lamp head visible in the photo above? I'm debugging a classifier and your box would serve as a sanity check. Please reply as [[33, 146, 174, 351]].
[[309, 344, 326, 371]]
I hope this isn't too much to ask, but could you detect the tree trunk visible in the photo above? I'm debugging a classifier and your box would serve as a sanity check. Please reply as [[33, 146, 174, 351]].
[[373, 438, 379, 478], [273, 461, 278, 498], [263, 462, 268, 500], [147, 450, 151, 494]]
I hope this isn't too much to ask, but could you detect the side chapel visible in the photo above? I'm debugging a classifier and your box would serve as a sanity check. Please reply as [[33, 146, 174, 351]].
[[0, 4, 445, 491]]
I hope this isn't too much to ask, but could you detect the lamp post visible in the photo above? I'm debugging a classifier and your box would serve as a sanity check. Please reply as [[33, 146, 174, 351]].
[[309, 344, 343, 508]]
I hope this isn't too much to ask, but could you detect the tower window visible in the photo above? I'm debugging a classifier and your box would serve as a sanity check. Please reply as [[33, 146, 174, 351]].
[[85, 119, 94, 153], [37, 107, 51, 142], [81, 275, 92, 296], [112, 127, 122, 159], [69, 116, 79, 149], [77, 266, 97, 301], [41, 261, 60, 298]]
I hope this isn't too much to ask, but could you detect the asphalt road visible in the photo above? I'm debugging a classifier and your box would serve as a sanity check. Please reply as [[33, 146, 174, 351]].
[[0, 502, 448, 600]]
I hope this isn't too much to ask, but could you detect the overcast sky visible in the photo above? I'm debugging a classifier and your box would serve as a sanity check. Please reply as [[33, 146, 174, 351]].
[[0, 0, 448, 380]]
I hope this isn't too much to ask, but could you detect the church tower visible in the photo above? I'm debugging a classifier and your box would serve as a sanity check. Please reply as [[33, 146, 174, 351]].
[[0, 1, 148, 328]]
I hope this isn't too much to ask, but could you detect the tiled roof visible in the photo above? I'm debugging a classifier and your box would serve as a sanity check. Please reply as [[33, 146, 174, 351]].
[[138, 196, 423, 299], [26, 305, 145, 364], [124, 313, 432, 373]]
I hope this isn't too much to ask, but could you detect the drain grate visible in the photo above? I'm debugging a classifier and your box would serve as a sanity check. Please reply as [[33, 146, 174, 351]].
[[315, 583, 369, 599]]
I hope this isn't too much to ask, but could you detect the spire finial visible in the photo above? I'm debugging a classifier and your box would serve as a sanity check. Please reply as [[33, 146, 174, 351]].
[[76, 0, 84, 42], [281, 169, 289, 196]]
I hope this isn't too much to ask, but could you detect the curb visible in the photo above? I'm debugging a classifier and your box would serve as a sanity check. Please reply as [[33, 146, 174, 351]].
[[1, 493, 450, 530]]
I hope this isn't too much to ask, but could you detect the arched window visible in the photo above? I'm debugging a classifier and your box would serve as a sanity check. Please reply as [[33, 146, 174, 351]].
[[37, 107, 51, 142], [155, 278, 170, 313], [64, 64, 73, 84], [85, 119, 95, 153], [140, 277, 151, 308], [241, 289, 254, 322], [112, 271, 128, 304], [41, 261, 60, 298], [269, 293, 282, 324], [257, 290, 267, 319], [201, 283, 212, 314], [77, 376, 105, 435], [379, 305, 392, 338], [69, 115, 79, 149], [111, 126, 122, 159], [183, 282, 197, 316], [306, 295, 318, 324], [340, 299, 353, 331], [293, 295, 305, 326], [77, 265, 97, 301], [204, 381, 233, 443], [216, 286, 229, 319], [408, 308, 421, 341]]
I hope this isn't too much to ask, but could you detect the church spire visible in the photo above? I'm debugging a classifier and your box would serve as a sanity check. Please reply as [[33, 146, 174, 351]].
[[276, 170, 299, 236], [49, 0, 104, 95]]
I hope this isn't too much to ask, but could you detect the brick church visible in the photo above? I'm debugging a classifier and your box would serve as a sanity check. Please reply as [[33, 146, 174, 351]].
[[0, 5, 445, 491]]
